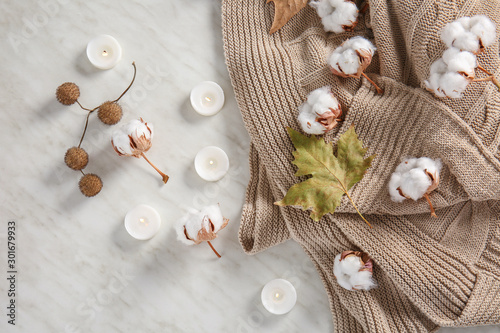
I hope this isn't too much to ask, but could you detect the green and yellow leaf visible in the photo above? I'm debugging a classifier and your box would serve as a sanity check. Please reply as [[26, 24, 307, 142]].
[[275, 126, 374, 226]]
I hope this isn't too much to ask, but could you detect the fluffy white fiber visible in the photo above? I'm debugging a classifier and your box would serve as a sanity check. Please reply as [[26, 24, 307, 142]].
[[112, 118, 153, 156], [424, 48, 476, 98], [388, 157, 442, 203], [310, 0, 358, 33], [333, 254, 376, 291], [441, 15, 496, 53], [175, 204, 225, 245], [298, 86, 341, 135], [328, 36, 376, 76]]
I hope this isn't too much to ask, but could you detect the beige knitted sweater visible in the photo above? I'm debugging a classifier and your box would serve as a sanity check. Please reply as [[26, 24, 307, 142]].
[[222, 0, 500, 332]]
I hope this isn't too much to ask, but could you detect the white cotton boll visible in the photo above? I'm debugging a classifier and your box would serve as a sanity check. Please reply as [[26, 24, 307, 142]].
[[306, 86, 331, 106], [311, 0, 358, 33], [127, 119, 153, 142], [388, 173, 406, 202], [201, 204, 225, 232], [338, 48, 360, 75], [441, 21, 467, 48], [333, 253, 376, 291], [111, 130, 134, 155], [442, 48, 476, 76], [327, 48, 343, 72], [345, 36, 376, 55], [175, 213, 200, 246], [429, 58, 448, 75], [398, 169, 433, 201], [298, 104, 327, 135], [389, 157, 442, 202], [470, 15, 497, 48], [349, 270, 377, 290], [439, 72, 469, 98]]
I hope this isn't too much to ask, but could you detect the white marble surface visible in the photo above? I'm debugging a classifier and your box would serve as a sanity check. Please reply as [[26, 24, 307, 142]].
[[0, 1, 498, 332]]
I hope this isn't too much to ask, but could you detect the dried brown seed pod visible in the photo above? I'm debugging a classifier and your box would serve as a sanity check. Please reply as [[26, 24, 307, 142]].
[[97, 101, 123, 125], [78, 173, 103, 197], [64, 147, 89, 170], [56, 82, 80, 105]]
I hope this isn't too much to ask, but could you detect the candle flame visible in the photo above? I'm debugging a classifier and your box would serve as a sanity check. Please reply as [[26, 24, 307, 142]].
[[209, 160, 214, 165], [205, 96, 212, 102]]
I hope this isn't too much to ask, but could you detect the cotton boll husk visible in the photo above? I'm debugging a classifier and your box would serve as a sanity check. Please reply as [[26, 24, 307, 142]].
[[442, 48, 476, 77], [350, 270, 377, 290], [298, 104, 327, 135], [470, 15, 497, 48], [439, 72, 469, 98], [201, 204, 225, 232], [126, 119, 153, 141]]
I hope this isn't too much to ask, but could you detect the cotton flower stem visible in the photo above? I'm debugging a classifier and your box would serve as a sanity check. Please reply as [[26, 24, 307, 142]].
[[78, 111, 92, 148], [359, 1, 369, 14], [140, 153, 169, 184], [361, 72, 383, 94], [113, 62, 137, 103], [344, 191, 372, 228], [207, 241, 221, 258], [423, 193, 437, 218], [476, 65, 500, 91]]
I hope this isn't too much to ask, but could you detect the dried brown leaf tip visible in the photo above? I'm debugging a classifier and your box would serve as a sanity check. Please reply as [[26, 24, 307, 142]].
[[389, 157, 442, 218], [176, 205, 229, 258], [334, 251, 376, 291], [267, 0, 308, 34], [298, 86, 342, 135], [327, 37, 383, 94]]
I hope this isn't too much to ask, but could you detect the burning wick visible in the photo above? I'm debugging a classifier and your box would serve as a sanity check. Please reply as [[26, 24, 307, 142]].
[[139, 218, 149, 226], [102, 50, 108, 56]]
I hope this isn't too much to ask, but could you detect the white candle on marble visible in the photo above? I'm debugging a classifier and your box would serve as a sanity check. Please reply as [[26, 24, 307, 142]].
[[86, 35, 122, 70], [194, 146, 229, 182], [124, 204, 161, 240], [190, 81, 225, 116], [261, 279, 297, 315]]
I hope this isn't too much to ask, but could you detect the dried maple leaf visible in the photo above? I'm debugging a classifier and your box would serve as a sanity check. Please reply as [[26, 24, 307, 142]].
[[275, 125, 374, 226], [267, 0, 308, 34]]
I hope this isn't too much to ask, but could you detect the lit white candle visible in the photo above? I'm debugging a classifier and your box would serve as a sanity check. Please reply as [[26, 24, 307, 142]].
[[86, 35, 122, 70], [190, 81, 225, 116], [194, 146, 229, 182], [261, 279, 297, 315], [124, 204, 161, 240]]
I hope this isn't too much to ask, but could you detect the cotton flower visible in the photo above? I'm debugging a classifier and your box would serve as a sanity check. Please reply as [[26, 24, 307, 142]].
[[111, 118, 169, 183], [176, 205, 229, 258], [388, 157, 442, 217], [424, 48, 477, 98], [441, 15, 496, 54], [333, 251, 376, 291], [328, 36, 383, 93], [297, 86, 342, 135], [310, 0, 359, 33]]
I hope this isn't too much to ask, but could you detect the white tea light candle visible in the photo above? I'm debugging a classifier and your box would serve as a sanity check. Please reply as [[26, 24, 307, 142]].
[[261, 279, 297, 315], [86, 35, 122, 70], [124, 204, 161, 240], [190, 81, 225, 116], [194, 146, 229, 182]]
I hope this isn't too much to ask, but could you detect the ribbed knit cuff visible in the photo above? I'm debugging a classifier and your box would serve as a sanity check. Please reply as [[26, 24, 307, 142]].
[[239, 143, 291, 254]]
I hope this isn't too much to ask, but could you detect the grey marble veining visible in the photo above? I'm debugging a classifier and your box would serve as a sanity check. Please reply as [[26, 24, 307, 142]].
[[0, 1, 498, 332]]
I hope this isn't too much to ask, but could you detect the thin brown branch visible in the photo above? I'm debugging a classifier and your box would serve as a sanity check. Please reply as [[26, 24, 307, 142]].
[[361, 72, 383, 94], [78, 111, 92, 148], [113, 62, 137, 103], [423, 193, 437, 218], [207, 241, 221, 258], [140, 153, 169, 184]]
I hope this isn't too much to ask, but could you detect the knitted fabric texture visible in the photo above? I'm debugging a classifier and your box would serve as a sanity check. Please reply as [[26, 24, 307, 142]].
[[222, 0, 500, 332]]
